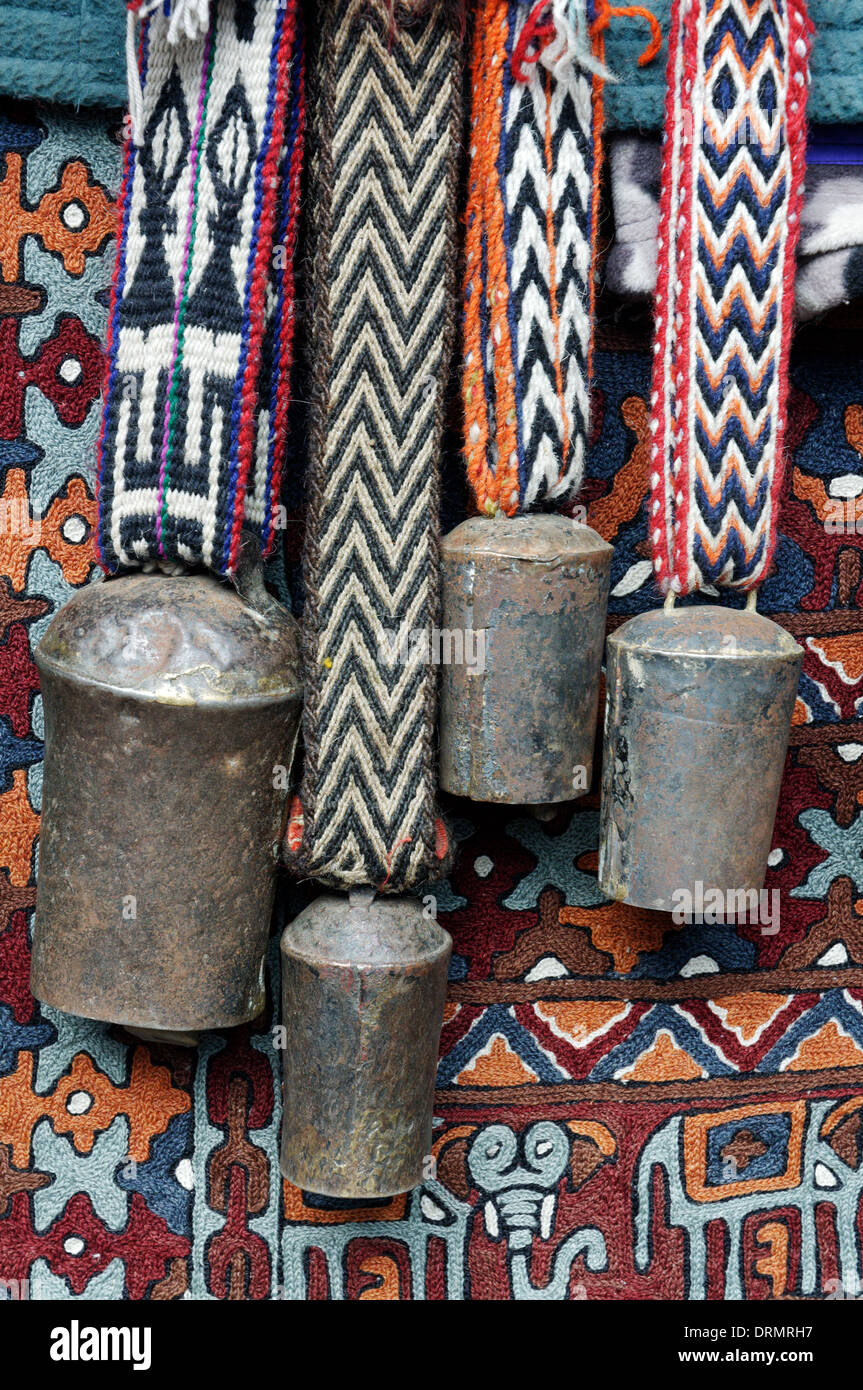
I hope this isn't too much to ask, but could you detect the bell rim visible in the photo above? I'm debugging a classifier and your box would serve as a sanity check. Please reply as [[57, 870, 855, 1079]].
[[276, 1160, 424, 1200], [279, 891, 452, 969], [606, 605, 803, 664], [34, 649, 304, 708], [28, 980, 268, 1032], [35, 571, 303, 704], [441, 513, 613, 565]]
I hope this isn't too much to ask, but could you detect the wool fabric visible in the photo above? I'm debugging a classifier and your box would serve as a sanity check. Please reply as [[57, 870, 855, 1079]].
[[462, 0, 604, 516], [295, 0, 461, 892]]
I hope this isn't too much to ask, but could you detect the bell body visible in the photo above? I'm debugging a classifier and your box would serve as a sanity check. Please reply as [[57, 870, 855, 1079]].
[[280, 890, 451, 1198], [32, 572, 302, 1032], [598, 606, 803, 911], [439, 515, 612, 804]]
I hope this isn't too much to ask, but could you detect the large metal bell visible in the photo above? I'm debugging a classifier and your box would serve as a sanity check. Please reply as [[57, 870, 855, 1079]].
[[598, 605, 803, 912], [439, 514, 612, 805], [280, 889, 451, 1198], [31, 571, 302, 1033]]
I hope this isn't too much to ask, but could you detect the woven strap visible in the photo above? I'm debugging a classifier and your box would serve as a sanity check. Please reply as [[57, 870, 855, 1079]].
[[297, 0, 460, 892], [649, 0, 811, 596], [98, 0, 305, 575], [462, 0, 604, 516]]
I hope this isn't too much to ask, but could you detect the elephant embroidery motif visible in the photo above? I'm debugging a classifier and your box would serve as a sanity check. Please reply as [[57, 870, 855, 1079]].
[[280, 1119, 614, 1300], [635, 1097, 863, 1299]]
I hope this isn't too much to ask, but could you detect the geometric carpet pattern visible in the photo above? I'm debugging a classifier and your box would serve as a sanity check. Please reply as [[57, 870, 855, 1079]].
[[0, 102, 861, 1300]]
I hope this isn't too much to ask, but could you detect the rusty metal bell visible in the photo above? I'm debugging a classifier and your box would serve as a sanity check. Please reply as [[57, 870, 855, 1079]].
[[280, 889, 451, 1198], [598, 604, 803, 912], [439, 514, 612, 805], [32, 570, 303, 1033]]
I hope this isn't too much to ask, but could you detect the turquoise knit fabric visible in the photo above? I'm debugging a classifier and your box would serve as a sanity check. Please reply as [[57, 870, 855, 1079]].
[[0, 0, 126, 108], [0, 1, 859, 124], [603, 0, 863, 130]]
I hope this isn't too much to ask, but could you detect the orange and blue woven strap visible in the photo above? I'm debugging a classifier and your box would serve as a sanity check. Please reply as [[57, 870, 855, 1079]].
[[649, 0, 812, 596], [97, 0, 305, 576], [462, 1, 659, 517]]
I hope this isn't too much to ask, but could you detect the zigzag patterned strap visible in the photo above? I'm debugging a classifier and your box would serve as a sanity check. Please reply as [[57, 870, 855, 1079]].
[[463, 0, 604, 516], [649, 0, 812, 596], [296, 0, 461, 892], [98, 0, 305, 576]]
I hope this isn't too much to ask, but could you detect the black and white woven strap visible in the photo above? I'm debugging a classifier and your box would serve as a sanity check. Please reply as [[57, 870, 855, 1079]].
[[99, 0, 305, 576], [297, 0, 461, 892]]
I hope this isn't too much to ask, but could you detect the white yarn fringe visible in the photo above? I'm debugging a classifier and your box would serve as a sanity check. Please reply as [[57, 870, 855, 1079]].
[[533, 0, 617, 82]]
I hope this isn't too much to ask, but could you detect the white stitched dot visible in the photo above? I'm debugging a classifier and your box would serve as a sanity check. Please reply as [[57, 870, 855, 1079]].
[[59, 356, 81, 384], [61, 514, 87, 544], [61, 201, 85, 229], [175, 1159, 194, 1190]]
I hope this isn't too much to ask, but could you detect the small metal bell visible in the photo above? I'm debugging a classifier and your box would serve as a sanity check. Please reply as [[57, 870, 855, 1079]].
[[280, 889, 451, 1198], [32, 571, 302, 1033], [439, 515, 612, 804], [598, 604, 803, 911]]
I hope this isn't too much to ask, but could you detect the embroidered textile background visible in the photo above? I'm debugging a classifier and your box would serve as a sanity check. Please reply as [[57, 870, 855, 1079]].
[[0, 104, 862, 1301]]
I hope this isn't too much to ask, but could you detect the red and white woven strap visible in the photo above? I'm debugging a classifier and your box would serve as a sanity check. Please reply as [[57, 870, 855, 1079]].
[[649, 0, 812, 597]]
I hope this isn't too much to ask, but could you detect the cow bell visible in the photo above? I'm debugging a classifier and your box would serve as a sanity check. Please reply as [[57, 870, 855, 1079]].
[[32, 571, 302, 1033], [280, 889, 451, 1198], [439, 514, 612, 805], [598, 604, 803, 911]]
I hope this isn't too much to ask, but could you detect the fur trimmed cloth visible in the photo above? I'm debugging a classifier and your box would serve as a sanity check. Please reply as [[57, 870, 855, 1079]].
[[607, 131, 863, 321]]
